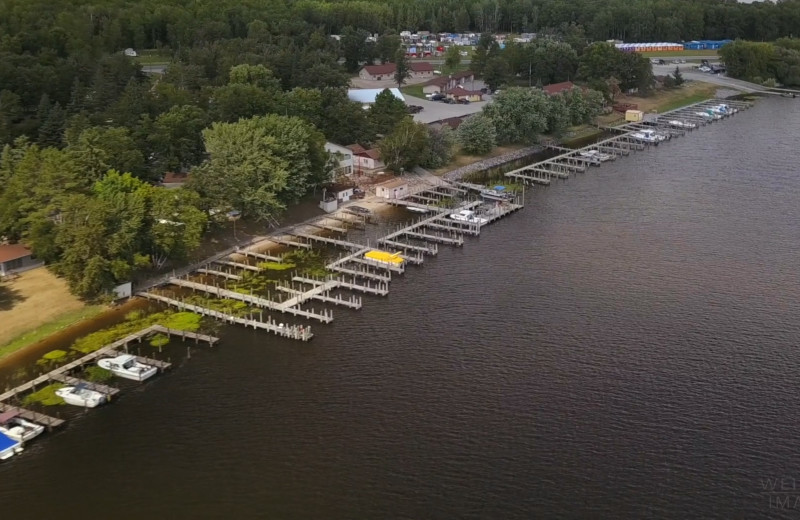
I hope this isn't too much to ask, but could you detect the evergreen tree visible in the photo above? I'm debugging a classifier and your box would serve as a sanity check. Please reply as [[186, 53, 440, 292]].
[[673, 66, 685, 86], [393, 48, 410, 88]]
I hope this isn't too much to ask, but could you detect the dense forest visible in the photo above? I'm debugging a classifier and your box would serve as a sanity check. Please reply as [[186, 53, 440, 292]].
[[1, 0, 797, 298]]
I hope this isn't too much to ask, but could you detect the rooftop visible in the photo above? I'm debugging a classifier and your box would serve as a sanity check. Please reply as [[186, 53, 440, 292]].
[[376, 177, 408, 189], [347, 88, 405, 104], [542, 81, 575, 95], [0, 244, 32, 263]]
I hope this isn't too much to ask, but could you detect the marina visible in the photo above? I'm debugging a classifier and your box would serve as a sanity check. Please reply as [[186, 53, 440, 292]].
[[505, 98, 751, 185]]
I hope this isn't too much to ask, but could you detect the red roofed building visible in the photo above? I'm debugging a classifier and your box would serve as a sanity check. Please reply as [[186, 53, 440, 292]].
[[446, 86, 484, 102], [0, 244, 42, 276], [346, 145, 385, 174], [359, 62, 435, 81], [542, 81, 575, 95], [422, 70, 476, 95]]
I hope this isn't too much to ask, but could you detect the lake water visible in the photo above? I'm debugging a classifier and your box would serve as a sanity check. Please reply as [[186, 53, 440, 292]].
[[2, 97, 800, 519]]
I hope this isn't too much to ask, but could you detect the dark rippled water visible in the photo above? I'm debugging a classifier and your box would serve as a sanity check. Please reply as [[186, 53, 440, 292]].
[[3, 97, 800, 519]]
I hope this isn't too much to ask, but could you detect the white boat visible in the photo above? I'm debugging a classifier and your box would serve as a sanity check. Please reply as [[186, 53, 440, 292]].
[[479, 186, 514, 202], [406, 206, 430, 213], [0, 410, 44, 443], [55, 384, 107, 408], [667, 120, 697, 129], [450, 210, 488, 225], [695, 111, 714, 120], [630, 130, 659, 144], [98, 354, 158, 381], [579, 149, 613, 162], [0, 431, 23, 461]]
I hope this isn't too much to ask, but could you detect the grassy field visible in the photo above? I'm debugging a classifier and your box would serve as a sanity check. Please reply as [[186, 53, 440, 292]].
[[401, 84, 426, 99], [0, 268, 105, 359], [596, 81, 718, 125], [133, 49, 171, 65]]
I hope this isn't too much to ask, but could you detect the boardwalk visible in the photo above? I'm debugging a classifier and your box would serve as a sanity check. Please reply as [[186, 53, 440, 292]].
[[0, 325, 219, 416], [139, 292, 314, 341]]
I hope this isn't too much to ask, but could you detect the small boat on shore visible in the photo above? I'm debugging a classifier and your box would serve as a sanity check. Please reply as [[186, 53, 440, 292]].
[[98, 354, 158, 381], [0, 431, 23, 461], [56, 384, 107, 408], [0, 411, 44, 443]]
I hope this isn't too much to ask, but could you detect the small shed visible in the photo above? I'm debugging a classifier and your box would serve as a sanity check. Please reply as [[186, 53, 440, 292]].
[[375, 178, 409, 199], [625, 110, 644, 122], [325, 183, 355, 202], [0, 244, 42, 276]]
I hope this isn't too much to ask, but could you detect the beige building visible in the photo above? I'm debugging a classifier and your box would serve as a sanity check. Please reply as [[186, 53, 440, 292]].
[[375, 178, 409, 199]]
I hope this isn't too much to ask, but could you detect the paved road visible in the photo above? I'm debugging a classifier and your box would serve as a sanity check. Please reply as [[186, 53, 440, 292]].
[[652, 63, 772, 93], [411, 97, 487, 123]]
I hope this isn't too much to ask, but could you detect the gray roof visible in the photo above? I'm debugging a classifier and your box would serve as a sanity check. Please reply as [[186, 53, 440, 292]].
[[347, 88, 405, 104]]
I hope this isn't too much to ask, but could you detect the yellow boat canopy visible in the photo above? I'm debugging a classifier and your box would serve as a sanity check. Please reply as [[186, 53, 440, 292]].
[[364, 250, 404, 265]]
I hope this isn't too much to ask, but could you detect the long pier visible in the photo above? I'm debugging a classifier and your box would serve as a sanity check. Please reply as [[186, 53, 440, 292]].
[[236, 249, 282, 263], [506, 98, 752, 185], [139, 292, 314, 340], [168, 277, 333, 323], [0, 325, 218, 429]]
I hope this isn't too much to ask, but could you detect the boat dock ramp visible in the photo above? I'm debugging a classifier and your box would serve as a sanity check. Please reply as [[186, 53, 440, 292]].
[[0, 325, 218, 436], [506, 98, 751, 185]]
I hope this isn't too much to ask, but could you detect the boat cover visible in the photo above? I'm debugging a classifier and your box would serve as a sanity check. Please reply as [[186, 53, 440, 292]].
[[0, 410, 19, 424], [0, 431, 19, 451], [493, 186, 506, 191]]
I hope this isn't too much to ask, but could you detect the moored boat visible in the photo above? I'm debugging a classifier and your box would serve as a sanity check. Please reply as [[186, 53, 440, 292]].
[[55, 384, 107, 408], [450, 210, 488, 225], [579, 149, 613, 162], [0, 431, 23, 461], [479, 186, 514, 202], [0, 411, 44, 443], [406, 206, 430, 213], [363, 249, 405, 267], [98, 354, 158, 381]]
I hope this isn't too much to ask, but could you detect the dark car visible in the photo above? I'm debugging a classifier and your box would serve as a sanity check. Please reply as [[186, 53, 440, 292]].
[[352, 188, 365, 199], [406, 105, 423, 114], [431, 93, 445, 101], [457, 99, 470, 104]]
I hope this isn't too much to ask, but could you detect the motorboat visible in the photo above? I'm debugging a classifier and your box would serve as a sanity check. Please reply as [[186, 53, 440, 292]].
[[667, 120, 697, 129], [0, 431, 23, 461], [450, 210, 488, 225], [695, 111, 714, 120], [630, 130, 659, 144], [578, 149, 613, 162], [0, 410, 44, 443], [98, 354, 158, 381], [406, 206, 430, 213], [55, 384, 106, 408], [479, 186, 514, 202]]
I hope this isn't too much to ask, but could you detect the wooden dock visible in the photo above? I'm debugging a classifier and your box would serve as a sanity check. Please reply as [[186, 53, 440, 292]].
[[0, 403, 64, 429], [291, 232, 365, 251], [168, 277, 333, 323], [377, 238, 438, 255], [269, 236, 312, 249], [196, 268, 242, 281], [274, 283, 362, 309], [139, 292, 314, 340], [403, 230, 464, 246], [293, 275, 389, 297], [329, 265, 392, 283], [48, 374, 120, 397], [214, 259, 260, 272], [0, 325, 218, 416], [236, 249, 283, 263]]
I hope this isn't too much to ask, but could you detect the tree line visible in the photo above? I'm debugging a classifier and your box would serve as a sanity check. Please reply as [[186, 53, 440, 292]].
[[719, 39, 800, 87]]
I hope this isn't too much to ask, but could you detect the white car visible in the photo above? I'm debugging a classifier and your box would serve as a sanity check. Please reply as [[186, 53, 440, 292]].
[[698, 66, 711, 72]]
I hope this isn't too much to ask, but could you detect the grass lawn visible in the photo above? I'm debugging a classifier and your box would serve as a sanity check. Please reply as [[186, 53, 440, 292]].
[[401, 84, 426, 99], [0, 268, 106, 359], [643, 49, 719, 57], [596, 81, 719, 126], [134, 49, 172, 65]]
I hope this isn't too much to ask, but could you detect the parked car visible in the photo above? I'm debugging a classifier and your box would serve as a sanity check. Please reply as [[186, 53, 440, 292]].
[[352, 188, 365, 199], [406, 105, 423, 114], [457, 99, 470, 104], [431, 93, 445, 101]]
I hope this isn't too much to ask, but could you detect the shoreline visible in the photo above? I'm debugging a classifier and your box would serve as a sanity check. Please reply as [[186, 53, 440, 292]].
[[0, 83, 741, 367]]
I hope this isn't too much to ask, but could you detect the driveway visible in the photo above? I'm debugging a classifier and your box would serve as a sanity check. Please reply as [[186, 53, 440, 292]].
[[411, 97, 488, 123]]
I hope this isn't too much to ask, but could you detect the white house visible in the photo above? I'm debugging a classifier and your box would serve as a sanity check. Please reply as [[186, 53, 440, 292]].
[[347, 145, 385, 174], [324, 142, 354, 177], [375, 178, 409, 199]]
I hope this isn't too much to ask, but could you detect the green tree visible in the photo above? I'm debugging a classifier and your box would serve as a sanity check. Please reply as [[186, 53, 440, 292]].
[[228, 64, 282, 91], [393, 48, 411, 88], [482, 87, 550, 144], [483, 56, 510, 92], [444, 46, 462, 71], [369, 89, 409, 138], [378, 118, 429, 172], [68, 126, 146, 180], [421, 125, 456, 169], [673, 66, 685, 86], [191, 114, 326, 221], [457, 114, 496, 155], [341, 27, 370, 73], [149, 105, 208, 174], [376, 33, 401, 64]]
